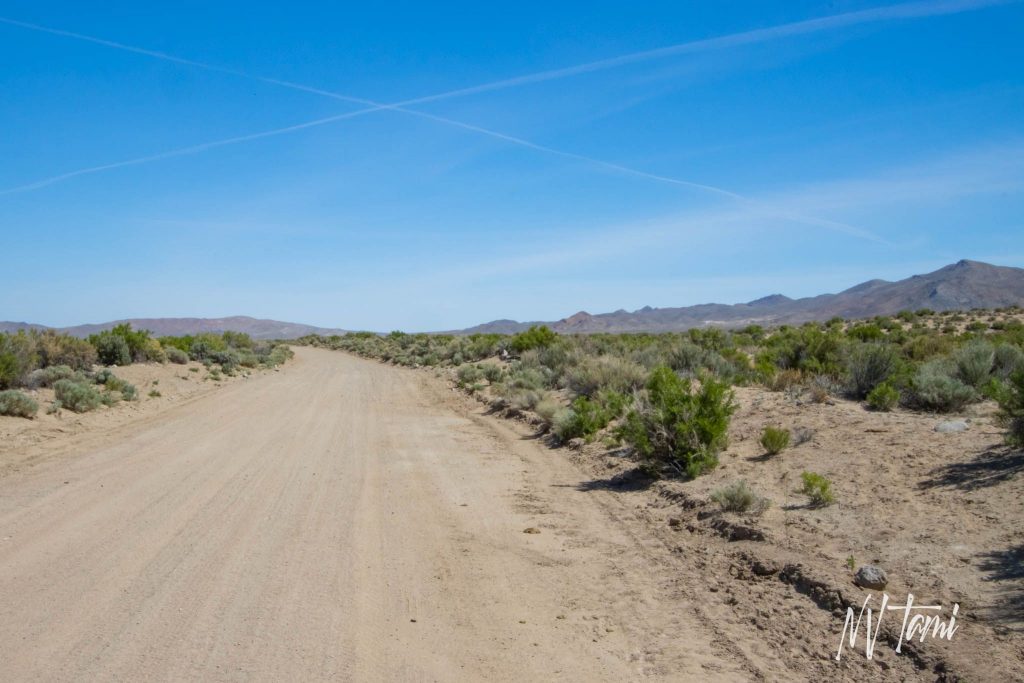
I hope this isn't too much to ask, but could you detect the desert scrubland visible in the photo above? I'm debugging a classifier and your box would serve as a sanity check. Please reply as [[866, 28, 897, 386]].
[[1, 309, 1022, 680]]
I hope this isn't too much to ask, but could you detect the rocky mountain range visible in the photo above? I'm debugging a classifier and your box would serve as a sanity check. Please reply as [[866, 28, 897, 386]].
[[455, 260, 1024, 334]]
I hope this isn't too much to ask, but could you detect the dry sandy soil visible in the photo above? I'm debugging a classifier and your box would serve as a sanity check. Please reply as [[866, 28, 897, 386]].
[[0, 347, 1020, 681], [0, 359, 263, 476]]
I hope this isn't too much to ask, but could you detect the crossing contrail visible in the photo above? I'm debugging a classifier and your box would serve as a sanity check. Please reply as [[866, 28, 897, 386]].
[[2, 0, 1009, 240]]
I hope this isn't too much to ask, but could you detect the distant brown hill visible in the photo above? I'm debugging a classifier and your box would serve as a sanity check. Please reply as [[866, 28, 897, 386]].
[[0, 316, 347, 340], [5, 261, 1022, 338], [457, 260, 1024, 334]]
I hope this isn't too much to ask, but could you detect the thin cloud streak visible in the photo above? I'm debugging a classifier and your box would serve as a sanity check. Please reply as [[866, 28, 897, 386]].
[[0, 109, 375, 195], [393, 0, 1016, 106], [2, 0, 1010, 240]]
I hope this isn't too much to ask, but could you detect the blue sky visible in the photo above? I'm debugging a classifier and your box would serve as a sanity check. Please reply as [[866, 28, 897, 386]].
[[1, 0, 1022, 331]]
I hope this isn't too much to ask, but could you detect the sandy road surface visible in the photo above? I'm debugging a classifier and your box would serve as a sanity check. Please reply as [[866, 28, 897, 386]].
[[0, 347, 756, 682]]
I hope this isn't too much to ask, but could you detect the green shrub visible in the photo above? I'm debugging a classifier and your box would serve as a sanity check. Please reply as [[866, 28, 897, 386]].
[[911, 361, 976, 412], [36, 331, 96, 370], [165, 347, 189, 364], [53, 379, 103, 412], [846, 343, 898, 399], [905, 333, 953, 361], [759, 426, 790, 455], [553, 395, 620, 442], [509, 326, 557, 354], [847, 323, 885, 342], [800, 471, 835, 507], [92, 333, 131, 366], [0, 331, 39, 388], [0, 389, 38, 418], [189, 339, 215, 361], [710, 480, 769, 515], [221, 331, 254, 349], [866, 382, 899, 411], [954, 340, 995, 388], [763, 326, 844, 376], [89, 324, 158, 364], [141, 338, 166, 363], [997, 369, 1024, 447], [617, 367, 735, 479]]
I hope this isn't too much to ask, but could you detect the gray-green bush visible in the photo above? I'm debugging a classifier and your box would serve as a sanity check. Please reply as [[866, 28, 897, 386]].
[[710, 480, 769, 514], [954, 340, 995, 388], [92, 333, 131, 366], [564, 355, 647, 397], [53, 379, 104, 413], [26, 365, 80, 389], [0, 389, 38, 418], [911, 360, 976, 412], [846, 343, 898, 399], [165, 347, 189, 364]]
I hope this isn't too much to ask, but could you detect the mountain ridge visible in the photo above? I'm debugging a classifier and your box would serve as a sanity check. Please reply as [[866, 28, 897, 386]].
[[4, 261, 1023, 337], [0, 316, 347, 340], [454, 259, 1024, 334]]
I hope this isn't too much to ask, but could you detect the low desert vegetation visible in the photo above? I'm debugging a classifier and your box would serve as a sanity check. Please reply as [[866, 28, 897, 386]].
[[0, 325, 293, 417], [759, 426, 790, 455], [0, 389, 38, 418], [800, 471, 836, 507], [866, 382, 900, 411], [297, 307, 1024, 481], [617, 368, 735, 479], [997, 369, 1024, 447], [710, 480, 770, 515]]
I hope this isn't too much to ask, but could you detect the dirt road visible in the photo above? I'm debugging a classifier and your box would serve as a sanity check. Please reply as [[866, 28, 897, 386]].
[[0, 347, 756, 681]]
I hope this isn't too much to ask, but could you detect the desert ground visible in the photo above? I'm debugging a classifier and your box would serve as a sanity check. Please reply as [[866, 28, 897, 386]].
[[0, 346, 1020, 681]]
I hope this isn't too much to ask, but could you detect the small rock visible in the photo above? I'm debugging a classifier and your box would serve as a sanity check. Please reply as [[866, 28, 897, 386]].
[[667, 517, 682, 528], [567, 438, 585, 451], [523, 527, 541, 534], [854, 565, 888, 590], [751, 559, 779, 577], [935, 420, 968, 433]]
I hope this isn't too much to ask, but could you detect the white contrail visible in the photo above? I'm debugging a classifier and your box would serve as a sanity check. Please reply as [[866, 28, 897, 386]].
[[0, 109, 382, 194], [5, 0, 1002, 107], [389, 0, 1016, 107], [1, 0, 1007, 241]]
